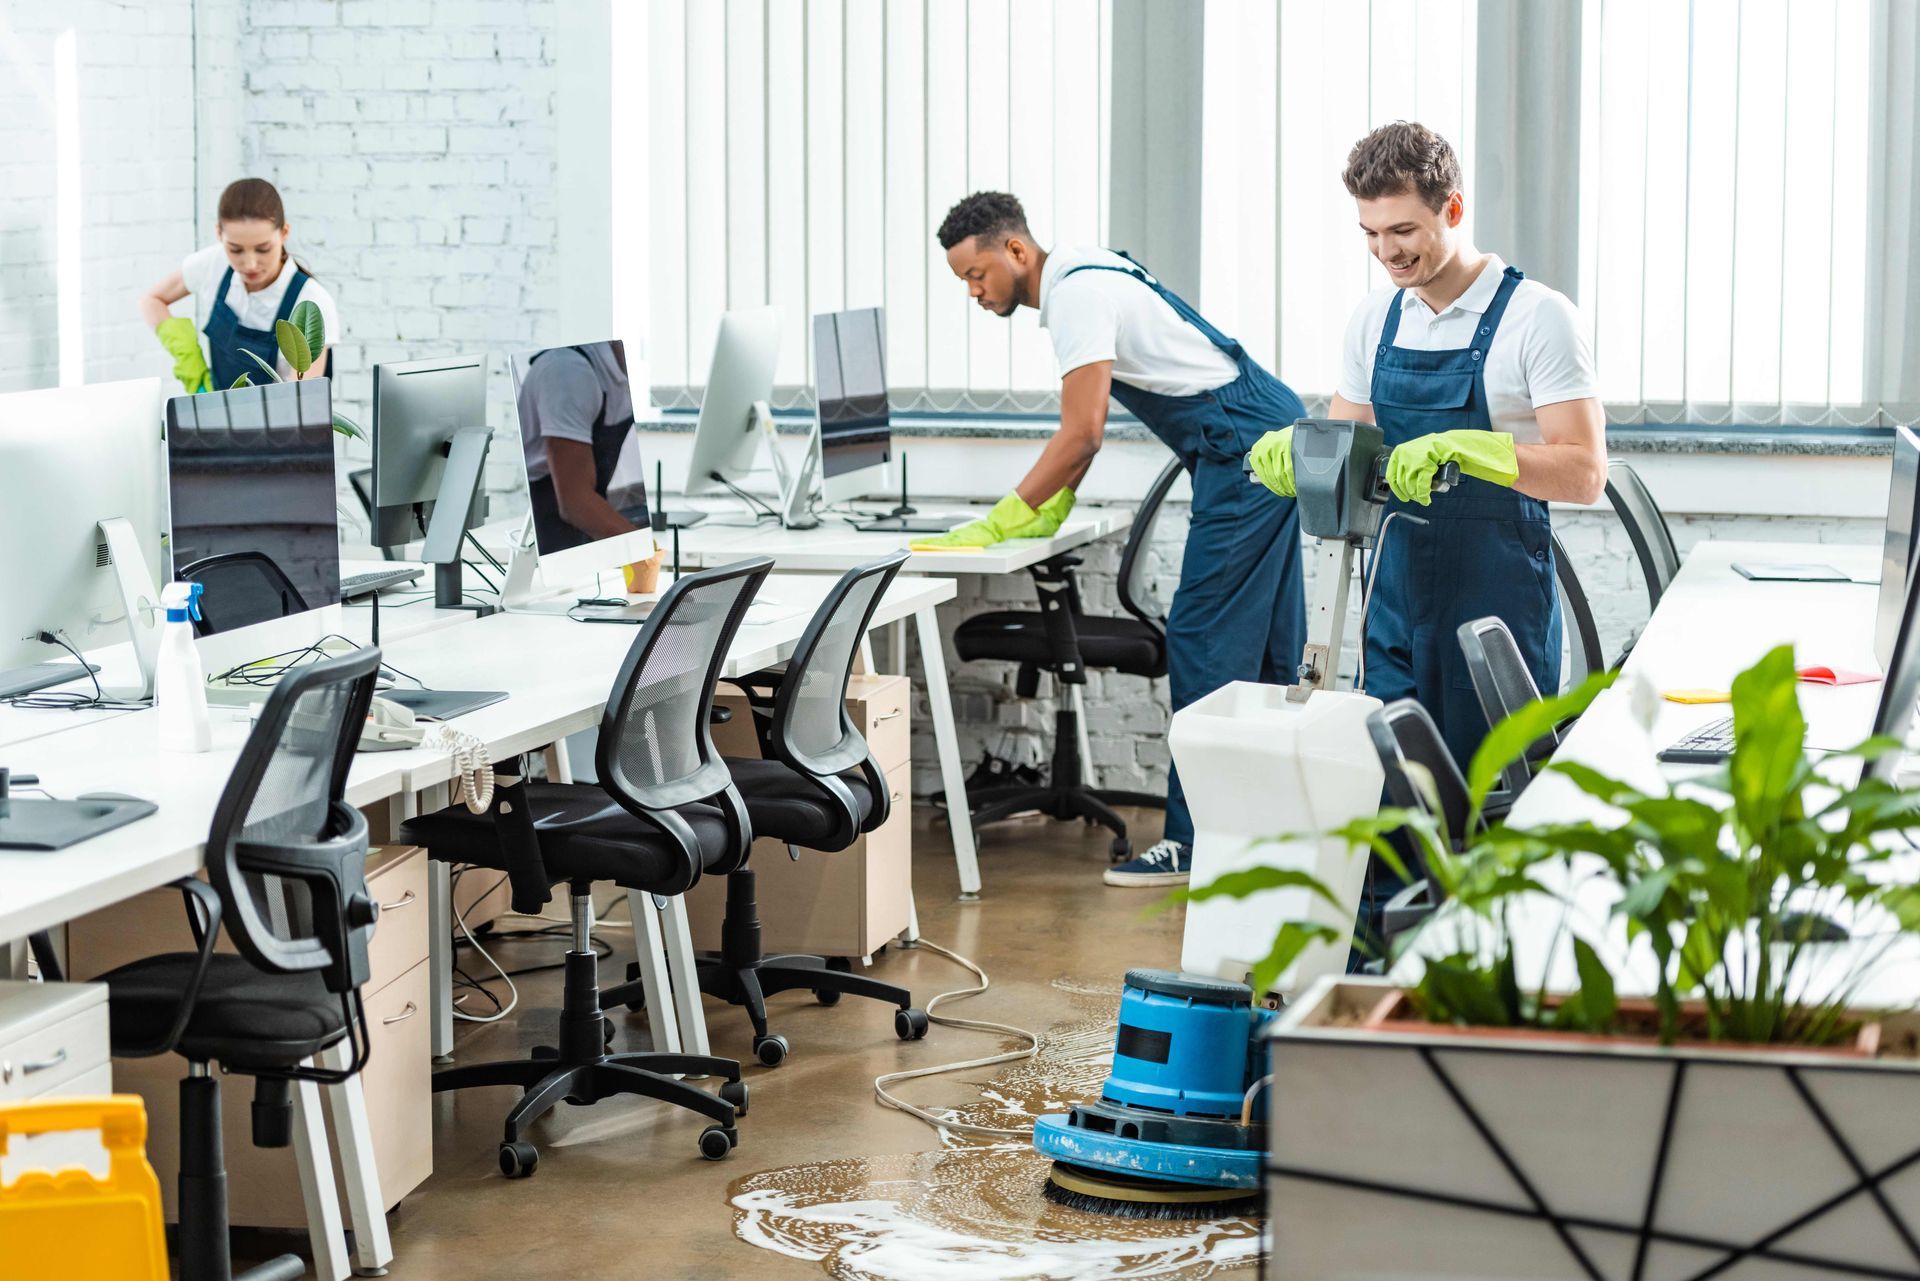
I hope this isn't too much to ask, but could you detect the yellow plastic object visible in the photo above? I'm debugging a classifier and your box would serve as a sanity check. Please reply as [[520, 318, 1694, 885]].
[[0, 1096, 169, 1281], [1663, 688, 1732, 704]]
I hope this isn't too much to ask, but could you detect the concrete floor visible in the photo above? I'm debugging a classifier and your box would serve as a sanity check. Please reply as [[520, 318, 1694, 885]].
[[244, 805, 1263, 1281]]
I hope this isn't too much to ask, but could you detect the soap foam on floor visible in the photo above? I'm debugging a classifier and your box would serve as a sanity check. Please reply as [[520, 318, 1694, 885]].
[[728, 980, 1263, 1281]]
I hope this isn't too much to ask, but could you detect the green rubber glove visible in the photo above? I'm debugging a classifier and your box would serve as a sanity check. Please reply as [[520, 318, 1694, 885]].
[[155, 316, 211, 394], [1386, 429, 1519, 506], [1249, 427, 1295, 497], [1003, 486, 1075, 539], [911, 491, 1038, 551]]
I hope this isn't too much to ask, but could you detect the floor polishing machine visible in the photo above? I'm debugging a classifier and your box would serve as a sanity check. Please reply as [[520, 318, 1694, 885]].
[[1034, 420, 1457, 1218]]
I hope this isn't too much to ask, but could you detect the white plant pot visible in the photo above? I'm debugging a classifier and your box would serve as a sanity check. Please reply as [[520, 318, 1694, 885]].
[[1169, 681, 1382, 998], [1264, 977, 1920, 1281]]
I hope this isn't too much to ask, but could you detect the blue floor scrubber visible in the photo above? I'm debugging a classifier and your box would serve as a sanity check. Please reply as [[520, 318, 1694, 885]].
[[1035, 969, 1275, 1218]]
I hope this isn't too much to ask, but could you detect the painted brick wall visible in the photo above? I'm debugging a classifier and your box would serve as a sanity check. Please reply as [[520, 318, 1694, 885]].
[[904, 503, 1876, 799], [0, 2, 197, 392], [218, 0, 559, 542]]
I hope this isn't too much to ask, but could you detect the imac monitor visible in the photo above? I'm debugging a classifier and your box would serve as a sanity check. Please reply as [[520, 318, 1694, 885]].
[[371, 354, 493, 613], [813, 307, 892, 504], [504, 338, 656, 602], [1870, 525, 1920, 785], [1875, 424, 1920, 670], [683, 307, 781, 498], [0, 378, 167, 698], [165, 378, 343, 621]]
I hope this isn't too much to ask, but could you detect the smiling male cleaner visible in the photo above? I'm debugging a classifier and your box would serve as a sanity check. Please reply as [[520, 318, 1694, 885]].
[[924, 192, 1307, 888]]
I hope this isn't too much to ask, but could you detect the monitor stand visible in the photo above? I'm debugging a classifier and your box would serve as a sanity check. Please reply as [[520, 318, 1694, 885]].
[[776, 423, 821, 530], [11, 518, 164, 702], [421, 426, 497, 618]]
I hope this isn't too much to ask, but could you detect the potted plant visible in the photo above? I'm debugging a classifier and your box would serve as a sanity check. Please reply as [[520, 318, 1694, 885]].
[[1190, 646, 1920, 1280], [227, 299, 361, 440]]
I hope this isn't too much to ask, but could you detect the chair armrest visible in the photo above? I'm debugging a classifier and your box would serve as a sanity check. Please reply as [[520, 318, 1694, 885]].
[[117, 878, 225, 1059], [228, 801, 375, 993]]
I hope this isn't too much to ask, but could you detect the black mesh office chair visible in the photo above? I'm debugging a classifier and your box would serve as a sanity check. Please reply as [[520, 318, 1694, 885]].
[[1605, 459, 1681, 609], [1553, 531, 1605, 688], [178, 551, 310, 638], [401, 559, 771, 1177], [96, 648, 383, 1281], [1604, 459, 1682, 664], [606, 553, 928, 1066], [1457, 615, 1563, 804], [1363, 698, 1480, 952], [951, 456, 1184, 859]]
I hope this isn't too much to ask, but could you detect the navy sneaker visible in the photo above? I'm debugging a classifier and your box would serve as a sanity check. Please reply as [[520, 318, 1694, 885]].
[[1103, 839, 1192, 887]]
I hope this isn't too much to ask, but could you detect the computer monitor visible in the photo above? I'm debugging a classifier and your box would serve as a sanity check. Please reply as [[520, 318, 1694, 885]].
[[1870, 531, 1920, 785], [164, 378, 344, 678], [812, 306, 893, 504], [683, 307, 781, 499], [1875, 424, 1920, 670], [0, 378, 167, 700], [371, 354, 493, 614], [500, 338, 657, 611]]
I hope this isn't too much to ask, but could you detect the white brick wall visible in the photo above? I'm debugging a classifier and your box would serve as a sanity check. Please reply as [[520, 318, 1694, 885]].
[[0, 2, 197, 392], [214, 0, 559, 540]]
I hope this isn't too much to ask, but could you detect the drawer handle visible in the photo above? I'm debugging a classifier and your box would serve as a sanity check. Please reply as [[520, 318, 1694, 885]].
[[21, 1048, 67, 1075], [874, 709, 903, 723], [382, 1002, 419, 1025], [380, 889, 418, 911]]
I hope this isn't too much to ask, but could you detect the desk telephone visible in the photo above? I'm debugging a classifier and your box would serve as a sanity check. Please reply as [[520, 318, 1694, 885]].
[[360, 698, 495, 814]]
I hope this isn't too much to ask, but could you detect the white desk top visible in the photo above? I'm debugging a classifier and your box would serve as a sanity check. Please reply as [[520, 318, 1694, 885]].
[[668, 505, 1134, 576], [1422, 539, 1917, 1005], [0, 572, 952, 942]]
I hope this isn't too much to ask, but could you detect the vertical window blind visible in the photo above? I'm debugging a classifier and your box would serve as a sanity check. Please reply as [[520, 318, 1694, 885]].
[[1578, 0, 1874, 426], [637, 0, 1113, 414], [1198, 0, 1478, 401]]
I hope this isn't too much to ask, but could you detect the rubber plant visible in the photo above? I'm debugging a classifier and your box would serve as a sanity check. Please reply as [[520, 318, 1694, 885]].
[[226, 299, 361, 440], [1180, 645, 1920, 1048]]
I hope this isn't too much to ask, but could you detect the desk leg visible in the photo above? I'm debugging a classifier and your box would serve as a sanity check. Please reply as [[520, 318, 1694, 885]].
[[428, 857, 454, 1063], [317, 1038, 392, 1276], [624, 889, 682, 1056], [659, 897, 712, 1057], [914, 604, 981, 898], [889, 619, 908, 673], [291, 1072, 351, 1281], [544, 739, 573, 784], [1072, 684, 1097, 790]]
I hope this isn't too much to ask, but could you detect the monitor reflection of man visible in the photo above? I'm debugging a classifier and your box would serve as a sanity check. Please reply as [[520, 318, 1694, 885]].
[[518, 340, 661, 592]]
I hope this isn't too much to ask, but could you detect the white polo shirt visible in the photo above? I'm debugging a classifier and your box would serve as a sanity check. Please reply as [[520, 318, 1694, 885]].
[[1337, 255, 1596, 445], [1037, 246, 1239, 397], [181, 243, 342, 379]]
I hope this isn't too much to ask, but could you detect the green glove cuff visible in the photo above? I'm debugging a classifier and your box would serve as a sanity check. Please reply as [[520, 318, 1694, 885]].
[[1450, 430, 1519, 488], [986, 491, 1039, 535]]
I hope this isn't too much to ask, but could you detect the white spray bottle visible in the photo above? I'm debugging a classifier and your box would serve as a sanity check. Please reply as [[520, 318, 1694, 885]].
[[156, 581, 211, 753]]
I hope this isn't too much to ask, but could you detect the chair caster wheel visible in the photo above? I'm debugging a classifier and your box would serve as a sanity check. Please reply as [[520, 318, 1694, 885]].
[[753, 1035, 790, 1067], [895, 1008, 930, 1040], [814, 988, 842, 1007], [1109, 837, 1131, 861], [720, 1079, 749, 1116], [622, 962, 647, 1012], [499, 1140, 538, 1178], [827, 956, 853, 972], [699, 1126, 737, 1160]]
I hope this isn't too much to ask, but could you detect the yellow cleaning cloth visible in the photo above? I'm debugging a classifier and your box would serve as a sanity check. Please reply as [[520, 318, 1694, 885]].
[[1663, 689, 1731, 704]]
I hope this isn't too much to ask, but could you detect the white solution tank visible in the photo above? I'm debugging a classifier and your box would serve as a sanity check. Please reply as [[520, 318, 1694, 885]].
[[1169, 680, 1384, 998]]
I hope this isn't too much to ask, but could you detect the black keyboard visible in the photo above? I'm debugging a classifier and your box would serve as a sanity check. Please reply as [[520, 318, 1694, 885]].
[[341, 567, 424, 599], [1658, 715, 1735, 764]]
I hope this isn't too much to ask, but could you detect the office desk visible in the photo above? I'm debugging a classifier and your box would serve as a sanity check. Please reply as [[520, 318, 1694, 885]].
[[0, 570, 950, 1279], [669, 505, 1137, 898], [1433, 539, 1913, 1003]]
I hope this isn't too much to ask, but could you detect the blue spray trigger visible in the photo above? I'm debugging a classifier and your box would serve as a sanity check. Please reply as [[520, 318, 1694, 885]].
[[186, 581, 204, 622]]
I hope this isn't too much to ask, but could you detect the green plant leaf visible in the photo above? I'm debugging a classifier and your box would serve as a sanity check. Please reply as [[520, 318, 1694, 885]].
[[1249, 921, 1341, 996], [1467, 670, 1617, 817], [240, 347, 283, 383], [275, 318, 313, 375], [1571, 937, 1616, 1032], [290, 298, 326, 359], [1422, 959, 1513, 1027], [1166, 864, 1347, 914], [1616, 867, 1674, 921], [228, 373, 251, 390], [331, 412, 362, 440], [1727, 645, 1806, 840]]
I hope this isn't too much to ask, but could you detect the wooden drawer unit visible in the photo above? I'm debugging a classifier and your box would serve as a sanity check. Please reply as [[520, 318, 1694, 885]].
[[712, 674, 910, 773], [65, 846, 434, 1226], [0, 981, 111, 1104]]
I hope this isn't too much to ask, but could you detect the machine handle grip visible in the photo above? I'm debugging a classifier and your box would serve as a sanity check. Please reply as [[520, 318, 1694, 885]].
[[1367, 459, 1463, 502]]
